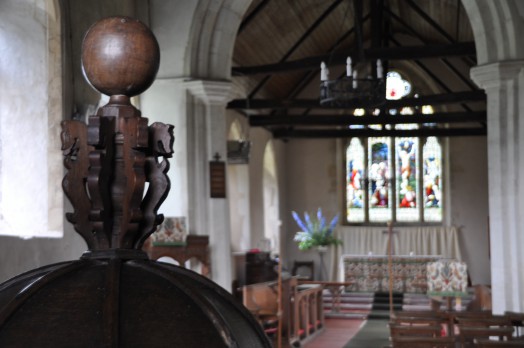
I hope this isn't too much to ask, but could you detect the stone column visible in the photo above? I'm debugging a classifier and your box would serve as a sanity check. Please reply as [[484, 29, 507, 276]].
[[185, 79, 233, 290], [471, 61, 524, 313]]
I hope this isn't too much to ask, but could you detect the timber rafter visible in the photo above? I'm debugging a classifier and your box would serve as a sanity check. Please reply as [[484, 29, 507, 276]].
[[249, 111, 486, 127], [271, 126, 486, 139], [232, 42, 475, 76], [227, 90, 486, 110]]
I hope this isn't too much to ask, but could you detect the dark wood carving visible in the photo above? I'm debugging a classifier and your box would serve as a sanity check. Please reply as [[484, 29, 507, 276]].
[[210, 157, 226, 198], [61, 120, 96, 248], [0, 16, 271, 348], [61, 17, 173, 252]]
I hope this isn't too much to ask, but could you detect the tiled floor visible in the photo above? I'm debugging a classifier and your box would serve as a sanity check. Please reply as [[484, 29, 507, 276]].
[[303, 318, 366, 348]]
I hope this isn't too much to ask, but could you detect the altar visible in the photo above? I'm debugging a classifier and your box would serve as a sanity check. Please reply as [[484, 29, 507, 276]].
[[341, 255, 441, 293]]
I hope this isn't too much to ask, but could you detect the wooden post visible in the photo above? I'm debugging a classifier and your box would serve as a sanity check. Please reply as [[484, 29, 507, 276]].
[[387, 220, 394, 316], [277, 234, 283, 348]]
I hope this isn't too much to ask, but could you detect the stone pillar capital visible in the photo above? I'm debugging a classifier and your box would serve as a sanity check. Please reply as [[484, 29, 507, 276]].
[[184, 79, 232, 105], [471, 60, 524, 90]]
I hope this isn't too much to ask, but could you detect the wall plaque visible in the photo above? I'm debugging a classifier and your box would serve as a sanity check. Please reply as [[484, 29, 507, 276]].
[[210, 155, 226, 198]]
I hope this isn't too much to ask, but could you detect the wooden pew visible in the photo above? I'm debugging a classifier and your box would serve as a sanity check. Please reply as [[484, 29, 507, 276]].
[[242, 276, 324, 345], [475, 339, 524, 347], [505, 311, 524, 337], [456, 315, 514, 347], [389, 323, 442, 337], [242, 279, 283, 337], [292, 281, 324, 340], [390, 336, 455, 347]]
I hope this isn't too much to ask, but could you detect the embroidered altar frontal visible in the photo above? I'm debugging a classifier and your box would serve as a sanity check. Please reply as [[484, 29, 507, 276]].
[[342, 255, 441, 293]]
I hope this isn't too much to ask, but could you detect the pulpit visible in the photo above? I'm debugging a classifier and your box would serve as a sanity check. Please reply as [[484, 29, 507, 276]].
[[0, 16, 269, 347]]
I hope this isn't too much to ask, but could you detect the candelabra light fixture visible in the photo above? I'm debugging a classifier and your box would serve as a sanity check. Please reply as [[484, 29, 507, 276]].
[[320, 57, 386, 108]]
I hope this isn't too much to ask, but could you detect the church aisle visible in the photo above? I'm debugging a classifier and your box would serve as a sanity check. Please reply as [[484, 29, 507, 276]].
[[303, 318, 366, 348]]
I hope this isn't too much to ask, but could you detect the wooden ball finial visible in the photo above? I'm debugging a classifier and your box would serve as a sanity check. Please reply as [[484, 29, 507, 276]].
[[81, 16, 160, 97]]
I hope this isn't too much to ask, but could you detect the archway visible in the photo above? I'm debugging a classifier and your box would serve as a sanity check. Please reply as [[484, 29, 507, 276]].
[[463, 0, 524, 312], [227, 119, 251, 252], [262, 140, 280, 255]]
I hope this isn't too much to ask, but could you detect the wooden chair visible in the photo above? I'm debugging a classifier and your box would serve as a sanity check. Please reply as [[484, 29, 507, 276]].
[[390, 336, 456, 348], [292, 261, 315, 280]]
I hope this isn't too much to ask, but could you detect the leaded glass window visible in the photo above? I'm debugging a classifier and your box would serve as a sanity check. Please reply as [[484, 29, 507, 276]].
[[423, 137, 442, 222], [346, 138, 365, 222], [344, 71, 443, 224], [368, 137, 392, 222]]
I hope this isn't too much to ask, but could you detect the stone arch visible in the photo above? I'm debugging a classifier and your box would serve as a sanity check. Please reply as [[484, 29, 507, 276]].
[[187, 0, 251, 78], [463, 0, 524, 64]]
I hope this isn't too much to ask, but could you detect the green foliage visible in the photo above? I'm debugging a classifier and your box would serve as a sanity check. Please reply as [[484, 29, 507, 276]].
[[292, 208, 342, 251]]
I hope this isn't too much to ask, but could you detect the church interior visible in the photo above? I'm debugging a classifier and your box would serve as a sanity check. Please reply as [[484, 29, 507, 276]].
[[1, 0, 524, 346]]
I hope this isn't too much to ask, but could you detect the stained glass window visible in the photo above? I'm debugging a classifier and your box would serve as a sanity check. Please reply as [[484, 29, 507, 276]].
[[368, 137, 392, 222], [423, 137, 442, 222], [346, 138, 365, 222], [344, 71, 443, 224], [396, 137, 419, 221]]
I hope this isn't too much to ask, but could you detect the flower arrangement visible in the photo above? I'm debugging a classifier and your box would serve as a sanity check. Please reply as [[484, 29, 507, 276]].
[[292, 208, 342, 251]]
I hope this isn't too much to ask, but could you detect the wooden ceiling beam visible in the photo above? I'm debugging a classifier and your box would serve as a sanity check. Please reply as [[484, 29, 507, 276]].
[[388, 36, 473, 112], [248, 0, 344, 98], [385, 10, 476, 91], [238, 0, 270, 34], [227, 90, 486, 110], [271, 127, 486, 139], [405, 0, 456, 44], [232, 42, 476, 76], [402, 0, 475, 65], [249, 111, 486, 127]]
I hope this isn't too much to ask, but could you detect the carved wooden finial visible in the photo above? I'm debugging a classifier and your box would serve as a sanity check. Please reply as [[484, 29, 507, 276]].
[[61, 16, 173, 256], [81, 16, 160, 98]]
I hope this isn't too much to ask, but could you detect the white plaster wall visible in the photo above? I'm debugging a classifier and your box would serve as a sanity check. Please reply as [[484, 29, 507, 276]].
[[0, 0, 140, 282], [274, 139, 288, 262], [150, 0, 198, 78], [284, 139, 339, 279], [0, 1, 88, 282], [248, 128, 273, 249], [140, 79, 189, 220], [226, 116, 252, 252], [0, 0, 62, 238], [449, 137, 490, 285]]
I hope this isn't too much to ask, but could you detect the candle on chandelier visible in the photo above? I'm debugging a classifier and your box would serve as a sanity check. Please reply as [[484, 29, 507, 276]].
[[320, 61, 329, 81], [346, 57, 352, 77]]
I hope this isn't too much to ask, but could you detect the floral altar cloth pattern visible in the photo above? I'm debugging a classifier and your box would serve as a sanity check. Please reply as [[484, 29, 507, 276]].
[[426, 259, 468, 296], [149, 217, 188, 246], [342, 255, 441, 293]]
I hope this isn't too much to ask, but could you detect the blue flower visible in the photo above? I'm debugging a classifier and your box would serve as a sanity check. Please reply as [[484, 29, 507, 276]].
[[291, 208, 342, 251]]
